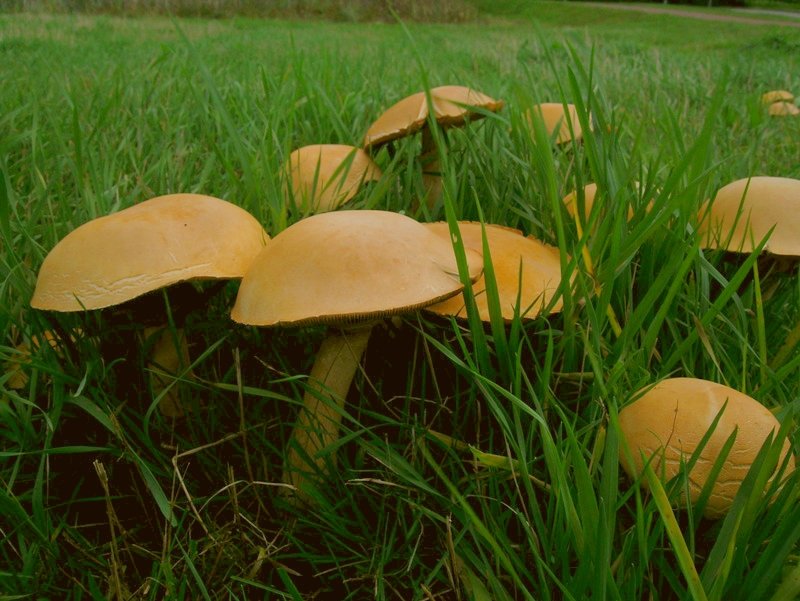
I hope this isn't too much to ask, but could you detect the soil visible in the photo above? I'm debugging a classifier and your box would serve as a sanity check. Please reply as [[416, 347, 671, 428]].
[[586, 2, 800, 28]]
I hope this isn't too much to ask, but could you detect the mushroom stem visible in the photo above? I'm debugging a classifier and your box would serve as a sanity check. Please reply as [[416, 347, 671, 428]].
[[419, 128, 444, 212], [144, 325, 192, 417], [283, 323, 373, 498]]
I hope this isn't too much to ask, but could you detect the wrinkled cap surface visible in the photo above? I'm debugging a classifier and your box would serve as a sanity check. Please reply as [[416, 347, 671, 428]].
[[424, 222, 565, 321], [31, 194, 269, 311], [618, 377, 795, 519], [284, 144, 382, 213], [699, 176, 800, 257], [231, 210, 483, 327], [363, 85, 504, 149], [524, 102, 589, 144]]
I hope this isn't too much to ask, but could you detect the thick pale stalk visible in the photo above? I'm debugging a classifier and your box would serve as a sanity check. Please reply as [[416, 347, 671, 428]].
[[283, 324, 373, 498], [144, 325, 192, 417]]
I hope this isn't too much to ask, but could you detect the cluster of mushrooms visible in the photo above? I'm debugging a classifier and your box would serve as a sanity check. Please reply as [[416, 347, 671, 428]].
[[25, 84, 799, 515], [762, 89, 800, 117]]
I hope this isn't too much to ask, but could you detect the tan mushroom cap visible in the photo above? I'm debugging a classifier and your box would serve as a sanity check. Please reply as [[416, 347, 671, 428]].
[[31, 194, 269, 312], [761, 90, 794, 105], [563, 182, 649, 222], [424, 222, 564, 321], [363, 85, 504, 150], [563, 183, 600, 220], [231, 210, 483, 327], [698, 176, 800, 257], [524, 102, 591, 144], [284, 144, 382, 213], [618, 377, 795, 519], [768, 101, 800, 117]]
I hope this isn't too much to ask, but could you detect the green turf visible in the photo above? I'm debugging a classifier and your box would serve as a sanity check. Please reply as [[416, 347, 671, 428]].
[[1, 2, 799, 599]]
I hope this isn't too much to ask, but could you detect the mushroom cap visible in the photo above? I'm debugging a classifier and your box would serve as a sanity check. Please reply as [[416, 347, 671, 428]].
[[231, 210, 483, 327], [562, 181, 648, 222], [363, 85, 504, 150], [31, 194, 269, 312], [761, 90, 794, 105], [698, 176, 800, 257], [618, 377, 794, 519], [283, 144, 382, 213], [423, 222, 564, 321], [524, 102, 590, 144], [768, 101, 800, 117], [563, 183, 600, 220]]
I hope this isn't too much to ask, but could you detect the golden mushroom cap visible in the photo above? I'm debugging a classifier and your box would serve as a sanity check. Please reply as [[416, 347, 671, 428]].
[[618, 377, 795, 519], [363, 85, 504, 150], [524, 102, 590, 144], [562, 181, 648, 222], [31, 194, 269, 312], [283, 144, 382, 213], [563, 183, 599, 217], [768, 101, 800, 117], [698, 176, 800, 257], [231, 210, 484, 327], [761, 90, 794, 105], [424, 222, 564, 321]]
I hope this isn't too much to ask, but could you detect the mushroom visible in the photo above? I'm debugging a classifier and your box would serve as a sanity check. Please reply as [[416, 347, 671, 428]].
[[698, 176, 800, 367], [768, 101, 800, 117], [698, 176, 800, 257], [423, 222, 565, 321], [283, 144, 382, 213], [618, 377, 795, 518], [30, 193, 269, 416], [4, 329, 81, 390], [362, 85, 504, 210], [230, 209, 483, 499], [523, 102, 591, 145], [761, 90, 794, 105], [561, 181, 647, 225]]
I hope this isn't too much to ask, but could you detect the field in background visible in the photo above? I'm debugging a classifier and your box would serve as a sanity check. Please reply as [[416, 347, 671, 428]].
[[6, 0, 800, 18], [2, 2, 800, 599]]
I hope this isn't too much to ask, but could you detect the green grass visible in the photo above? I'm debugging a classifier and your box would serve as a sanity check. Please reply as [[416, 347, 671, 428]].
[[2, 2, 800, 599]]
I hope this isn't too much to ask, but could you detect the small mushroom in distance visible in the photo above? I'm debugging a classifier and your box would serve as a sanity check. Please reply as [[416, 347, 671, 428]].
[[761, 90, 794, 105], [231, 210, 483, 501], [523, 102, 591, 145], [424, 222, 565, 321], [562, 181, 653, 229], [618, 377, 795, 518], [30, 193, 269, 416], [760, 91, 799, 116], [363, 85, 504, 150], [768, 102, 800, 117], [283, 144, 382, 213], [363, 85, 504, 210]]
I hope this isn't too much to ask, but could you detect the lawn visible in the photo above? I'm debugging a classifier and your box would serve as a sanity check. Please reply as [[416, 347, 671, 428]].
[[1, 2, 800, 599]]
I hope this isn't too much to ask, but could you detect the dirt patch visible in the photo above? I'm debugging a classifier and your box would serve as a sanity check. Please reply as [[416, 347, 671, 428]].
[[585, 3, 800, 28]]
